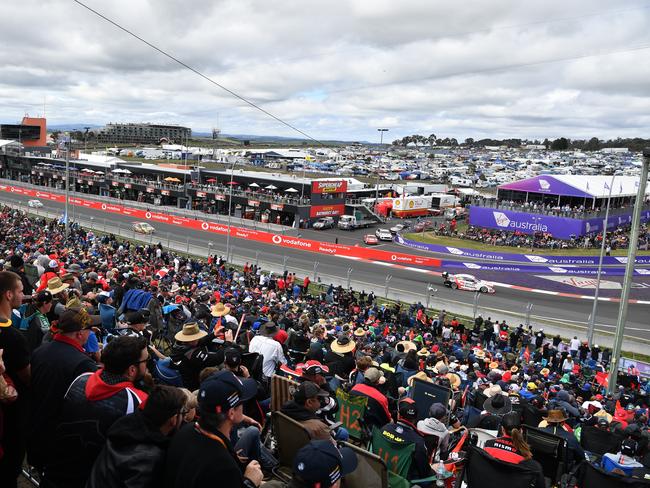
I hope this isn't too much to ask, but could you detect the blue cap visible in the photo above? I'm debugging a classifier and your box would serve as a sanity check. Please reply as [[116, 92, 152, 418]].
[[198, 370, 257, 414], [293, 440, 358, 488]]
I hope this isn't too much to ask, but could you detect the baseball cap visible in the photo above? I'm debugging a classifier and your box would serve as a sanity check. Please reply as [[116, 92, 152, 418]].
[[294, 381, 329, 404], [298, 360, 330, 376], [35, 290, 53, 304], [293, 440, 358, 488], [198, 370, 257, 414], [57, 310, 93, 333], [399, 398, 418, 419], [428, 402, 447, 420], [224, 347, 242, 368], [364, 367, 385, 384]]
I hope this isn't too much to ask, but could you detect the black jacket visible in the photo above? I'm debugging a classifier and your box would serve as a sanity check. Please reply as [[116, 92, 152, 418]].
[[86, 410, 169, 488], [27, 337, 97, 469], [170, 341, 224, 391], [163, 423, 249, 488]]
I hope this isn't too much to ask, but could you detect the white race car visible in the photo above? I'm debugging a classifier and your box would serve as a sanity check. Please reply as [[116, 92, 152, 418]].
[[442, 272, 495, 293], [375, 228, 393, 241], [132, 222, 155, 234], [28, 199, 43, 208]]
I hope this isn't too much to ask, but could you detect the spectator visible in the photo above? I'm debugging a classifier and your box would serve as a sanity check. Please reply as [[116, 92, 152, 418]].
[[541, 409, 586, 465], [170, 322, 225, 391], [249, 321, 287, 379], [281, 381, 331, 440], [27, 309, 98, 472], [87, 385, 187, 488], [350, 366, 392, 430], [163, 370, 263, 488], [0, 270, 30, 488], [42, 335, 149, 488]]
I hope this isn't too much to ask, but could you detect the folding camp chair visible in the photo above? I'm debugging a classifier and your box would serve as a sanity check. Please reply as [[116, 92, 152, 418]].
[[460, 445, 544, 488], [341, 441, 389, 488], [523, 425, 569, 486], [270, 411, 312, 481], [270, 374, 299, 412], [335, 387, 369, 443]]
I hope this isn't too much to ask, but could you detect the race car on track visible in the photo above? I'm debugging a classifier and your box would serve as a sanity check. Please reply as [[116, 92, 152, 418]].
[[442, 272, 495, 293], [28, 199, 43, 208], [363, 234, 378, 245], [375, 228, 393, 241], [132, 222, 155, 234]]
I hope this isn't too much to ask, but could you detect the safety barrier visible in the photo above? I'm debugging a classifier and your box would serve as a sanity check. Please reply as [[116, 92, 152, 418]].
[[1, 184, 441, 268]]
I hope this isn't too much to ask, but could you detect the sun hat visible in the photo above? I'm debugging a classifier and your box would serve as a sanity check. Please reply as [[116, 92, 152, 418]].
[[544, 409, 569, 423], [198, 370, 257, 413], [331, 335, 356, 354], [483, 394, 513, 415], [174, 322, 208, 342], [474, 349, 485, 359], [67, 263, 82, 273], [417, 347, 430, 357], [488, 361, 499, 370], [434, 361, 449, 375], [485, 384, 505, 398], [396, 340, 417, 353], [353, 327, 366, 337], [527, 382, 538, 390], [293, 440, 358, 488], [407, 371, 432, 387], [540, 367, 550, 377], [46, 276, 69, 295], [259, 321, 279, 337], [446, 373, 461, 390], [65, 298, 102, 325], [211, 303, 231, 317]]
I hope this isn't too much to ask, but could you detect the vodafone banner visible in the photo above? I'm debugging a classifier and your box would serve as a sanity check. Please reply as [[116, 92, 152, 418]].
[[1, 184, 441, 268]]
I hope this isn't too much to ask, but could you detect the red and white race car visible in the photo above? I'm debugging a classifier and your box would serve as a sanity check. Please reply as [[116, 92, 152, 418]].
[[363, 234, 379, 245], [442, 273, 495, 293]]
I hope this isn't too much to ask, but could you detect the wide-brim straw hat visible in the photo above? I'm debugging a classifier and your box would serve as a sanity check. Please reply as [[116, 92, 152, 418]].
[[408, 371, 432, 387], [354, 328, 367, 337], [446, 373, 461, 390], [544, 409, 569, 423], [331, 335, 356, 354], [47, 277, 69, 295], [417, 347, 430, 357], [397, 340, 417, 353], [175, 322, 208, 342], [211, 303, 231, 317]]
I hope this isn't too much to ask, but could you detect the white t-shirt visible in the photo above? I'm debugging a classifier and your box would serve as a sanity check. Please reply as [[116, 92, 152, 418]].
[[569, 338, 580, 351], [249, 335, 287, 377]]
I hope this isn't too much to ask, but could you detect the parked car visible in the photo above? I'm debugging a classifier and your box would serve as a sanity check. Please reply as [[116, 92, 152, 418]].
[[28, 199, 43, 208], [132, 222, 155, 234], [313, 217, 335, 230], [363, 234, 378, 245], [375, 228, 393, 241], [389, 223, 409, 234], [413, 220, 433, 233]]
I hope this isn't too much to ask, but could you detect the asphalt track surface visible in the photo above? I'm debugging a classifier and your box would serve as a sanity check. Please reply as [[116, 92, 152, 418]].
[[2, 190, 649, 345]]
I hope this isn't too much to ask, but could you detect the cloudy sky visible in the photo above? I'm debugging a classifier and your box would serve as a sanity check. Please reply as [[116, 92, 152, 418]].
[[2, 0, 650, 142]]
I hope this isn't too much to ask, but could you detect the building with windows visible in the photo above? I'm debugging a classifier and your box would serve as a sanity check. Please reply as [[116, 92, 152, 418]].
[[97, 123, 191, 144], [0, 116, 47, 147]]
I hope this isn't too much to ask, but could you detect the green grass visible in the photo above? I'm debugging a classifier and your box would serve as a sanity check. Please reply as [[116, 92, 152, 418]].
[[404, 231, 650, 256]]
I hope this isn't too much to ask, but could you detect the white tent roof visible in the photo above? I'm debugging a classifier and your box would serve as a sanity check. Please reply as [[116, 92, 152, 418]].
[[553, 175, 650, 198]]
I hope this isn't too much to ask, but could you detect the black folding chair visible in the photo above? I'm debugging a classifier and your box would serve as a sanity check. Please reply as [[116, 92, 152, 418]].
[[523, 425, 569, 486], [461, 445, 543, 488]]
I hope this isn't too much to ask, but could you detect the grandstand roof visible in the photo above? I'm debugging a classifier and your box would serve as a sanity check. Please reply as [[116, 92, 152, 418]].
[[498, 174, 649, 199]]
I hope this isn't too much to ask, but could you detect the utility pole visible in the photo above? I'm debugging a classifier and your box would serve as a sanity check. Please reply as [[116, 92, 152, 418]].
[[64, 133, 70, 236], [376, 129, 389, 201], [587, 174, 615, 345], [607, 149, 649, 395]]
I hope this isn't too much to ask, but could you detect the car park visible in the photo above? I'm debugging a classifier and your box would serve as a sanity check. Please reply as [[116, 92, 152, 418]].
[[363, 234, 378, 245], [442, 272, 495, 293], [375, 228, 393, 241], [132, 222, 156, 234]]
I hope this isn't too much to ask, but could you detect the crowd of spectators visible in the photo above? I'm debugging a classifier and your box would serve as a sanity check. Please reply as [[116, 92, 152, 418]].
[[431, 220, 650, 252], [0, 205, 649, 488]]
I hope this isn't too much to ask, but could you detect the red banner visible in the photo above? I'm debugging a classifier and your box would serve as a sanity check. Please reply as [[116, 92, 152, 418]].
[[0, 184, 441, 268], [270, 203, 284, 211], [311, 180, 347, 194], [309, 204, 344, 218]]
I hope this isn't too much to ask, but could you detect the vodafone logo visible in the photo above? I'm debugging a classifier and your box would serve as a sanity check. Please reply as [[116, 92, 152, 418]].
[[145, 212, 152, 219], [272, 235, 282, 244], [10, 187, 15, 192], [101, 203, 107, 210], [391, 254, 397, 261], [201, 222, 209, 230]]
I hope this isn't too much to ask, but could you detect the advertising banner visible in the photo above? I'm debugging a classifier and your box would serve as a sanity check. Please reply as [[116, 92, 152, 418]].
[[469, 206, 584, 239], [311, 180, 347, 194], [395, 234, 650, 265], [1, 184, 441, 268], [440, 260, 642, 276], [309, 204, 345, 218]]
